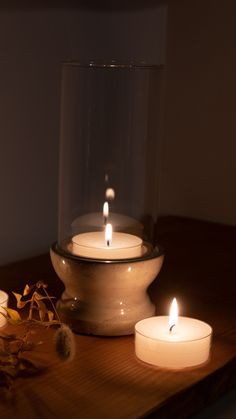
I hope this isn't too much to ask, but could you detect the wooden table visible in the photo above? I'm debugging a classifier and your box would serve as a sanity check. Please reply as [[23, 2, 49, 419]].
[[0, 217, 235, 418]]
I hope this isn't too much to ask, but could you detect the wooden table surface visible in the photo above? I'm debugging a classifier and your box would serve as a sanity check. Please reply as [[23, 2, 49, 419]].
[[0, 216, 235, 418]]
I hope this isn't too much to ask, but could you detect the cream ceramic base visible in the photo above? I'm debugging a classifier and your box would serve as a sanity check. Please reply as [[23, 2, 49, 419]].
[[50, 242, 164, 336]]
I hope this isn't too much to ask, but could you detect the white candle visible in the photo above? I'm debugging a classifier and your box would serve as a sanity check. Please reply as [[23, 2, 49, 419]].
[[0, 290, 9, 328], [135, 299, 212, 369], [71, 230, 143, 259]]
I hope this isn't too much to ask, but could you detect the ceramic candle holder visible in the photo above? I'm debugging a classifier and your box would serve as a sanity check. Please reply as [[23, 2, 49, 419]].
[[53, 63, 165, 335], [50, 242, 164, 336]]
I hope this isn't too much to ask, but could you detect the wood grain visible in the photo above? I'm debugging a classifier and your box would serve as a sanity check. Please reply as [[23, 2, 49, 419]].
[[0, 217, 235, 418]]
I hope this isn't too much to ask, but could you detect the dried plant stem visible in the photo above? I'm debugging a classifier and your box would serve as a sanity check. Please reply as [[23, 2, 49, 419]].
[[28, 297, 35, 320], [42, 287, 61, 323]]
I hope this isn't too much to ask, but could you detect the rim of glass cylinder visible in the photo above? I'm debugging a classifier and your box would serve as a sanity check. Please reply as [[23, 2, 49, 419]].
[[51, 241, 164, 264], [62, 60, 163, 69]]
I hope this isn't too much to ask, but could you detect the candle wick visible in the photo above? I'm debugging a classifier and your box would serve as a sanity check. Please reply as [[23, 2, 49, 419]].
[[169, 324, 175, 333], [104, 216, 107, 225], [107, 240, 110, 247]]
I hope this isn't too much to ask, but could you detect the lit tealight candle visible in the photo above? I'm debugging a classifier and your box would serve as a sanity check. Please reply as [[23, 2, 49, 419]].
[[0, 290, 9, 328], [135, 298, 212, 369], [103, 201, 109, 225], [72, 223, 143, 260]]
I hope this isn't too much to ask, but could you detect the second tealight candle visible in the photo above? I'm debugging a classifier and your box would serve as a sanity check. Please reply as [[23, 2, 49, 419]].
[[135, 299, 212, 369]]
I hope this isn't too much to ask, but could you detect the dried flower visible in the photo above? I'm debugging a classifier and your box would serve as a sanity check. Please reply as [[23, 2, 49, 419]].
[[54, 324, 75, 362], [0, 281, 76, 401]]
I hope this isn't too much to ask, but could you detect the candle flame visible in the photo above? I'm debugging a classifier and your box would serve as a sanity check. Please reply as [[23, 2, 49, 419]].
[[105, 187, 115, 200], [103, 201, 109, 218], [169, 298, 178, 331], [105, 223, 112, 246]]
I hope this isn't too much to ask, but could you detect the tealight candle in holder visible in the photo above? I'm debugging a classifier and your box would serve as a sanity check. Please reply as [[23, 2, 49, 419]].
[[50, 62, 165, 336], [71, 223, 143, 259], [135, 298, 212, 369], [0, 290, 9, 328]]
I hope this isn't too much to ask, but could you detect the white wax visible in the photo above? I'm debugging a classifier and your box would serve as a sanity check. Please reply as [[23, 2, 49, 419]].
[[71, 231, 143, 259], [0, 290, 9, 328], [135, 316, 212, 369]]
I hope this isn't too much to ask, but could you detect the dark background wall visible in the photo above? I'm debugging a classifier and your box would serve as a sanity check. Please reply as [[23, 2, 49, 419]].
[[161, 0, 236, 225], [0, 1, 235, 262], [0, 5, 166, 264]]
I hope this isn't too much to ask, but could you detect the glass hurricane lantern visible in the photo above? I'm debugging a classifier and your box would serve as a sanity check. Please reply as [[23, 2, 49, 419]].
[[50, 62, 164, 336]]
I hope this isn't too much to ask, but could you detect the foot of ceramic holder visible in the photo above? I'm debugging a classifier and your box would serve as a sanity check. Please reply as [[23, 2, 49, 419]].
[[50, 243, 164, 336]]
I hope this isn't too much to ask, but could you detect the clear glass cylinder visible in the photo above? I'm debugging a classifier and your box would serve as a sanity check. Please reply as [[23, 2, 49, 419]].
[[58, 62, 163, 257]]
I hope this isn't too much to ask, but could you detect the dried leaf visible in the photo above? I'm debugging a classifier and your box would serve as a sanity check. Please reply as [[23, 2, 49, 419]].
[[23, 284, 33, 296], [34, 292, 56, 301], [21, 284, 37, 302], [47, 310, 54, 322], [0, 281, 63, 402], [3, 308, 22, 323], [34, 296, 47, 321], [12, 292, 29, 309]]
